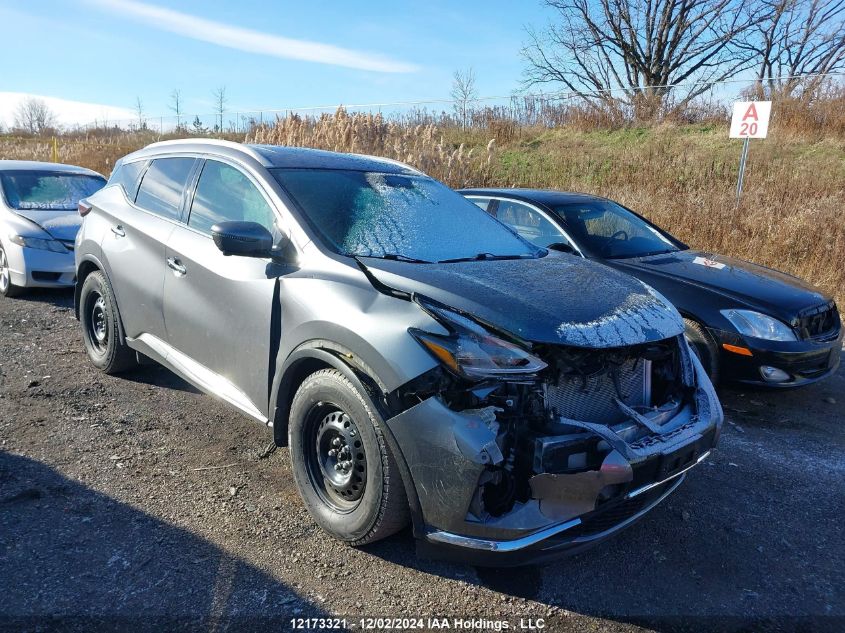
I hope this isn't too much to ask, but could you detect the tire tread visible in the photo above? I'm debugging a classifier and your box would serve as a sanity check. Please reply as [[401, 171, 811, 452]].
[[290, 368, 409, 545]]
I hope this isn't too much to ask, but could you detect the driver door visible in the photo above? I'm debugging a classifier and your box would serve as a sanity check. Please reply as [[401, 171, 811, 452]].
[[162, 159, 282, 421]]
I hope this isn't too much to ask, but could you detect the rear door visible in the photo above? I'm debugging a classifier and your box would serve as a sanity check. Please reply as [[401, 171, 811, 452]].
[[162, 158, 281, 420], [101, 156, 197, 340]]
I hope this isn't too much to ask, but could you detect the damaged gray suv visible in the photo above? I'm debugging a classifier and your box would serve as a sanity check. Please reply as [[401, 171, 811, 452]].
[[75, 139, 722, 565]]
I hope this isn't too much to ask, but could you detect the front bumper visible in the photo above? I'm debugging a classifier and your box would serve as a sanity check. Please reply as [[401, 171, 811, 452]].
[[420, 457, 703, 567], [711, 327, 843, 387], [6, 243, 76, 289], [386, 354, 722, 566]]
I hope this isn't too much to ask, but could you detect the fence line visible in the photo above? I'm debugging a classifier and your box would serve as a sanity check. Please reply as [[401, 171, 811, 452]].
[[52, 70, 844, 133]]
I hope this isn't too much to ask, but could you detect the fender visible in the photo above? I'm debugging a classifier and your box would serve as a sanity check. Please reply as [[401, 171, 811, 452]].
[[270, 343, 426, 535]]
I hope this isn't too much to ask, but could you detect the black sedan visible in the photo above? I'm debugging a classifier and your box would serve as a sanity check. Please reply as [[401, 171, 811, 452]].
[[459, 188, 842, 387]]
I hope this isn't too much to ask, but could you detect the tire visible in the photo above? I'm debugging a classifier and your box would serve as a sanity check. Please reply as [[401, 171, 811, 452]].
[[684, 317, 720, 386], [288, 368, 409, 545], [0, 244, 25, 298], [79, 270, 137, 374]]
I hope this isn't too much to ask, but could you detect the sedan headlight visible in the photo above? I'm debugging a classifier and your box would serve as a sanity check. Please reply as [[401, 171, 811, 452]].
[[410, 300, 547, 380], [9, 234, 67, 253], [720, 309, 797, 342]]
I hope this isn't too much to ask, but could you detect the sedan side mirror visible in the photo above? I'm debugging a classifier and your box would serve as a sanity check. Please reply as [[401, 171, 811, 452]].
[[211, 221, 273, 258]]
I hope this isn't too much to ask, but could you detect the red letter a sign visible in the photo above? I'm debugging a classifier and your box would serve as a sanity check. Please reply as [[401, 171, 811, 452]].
[[742, 103, 758, 121]]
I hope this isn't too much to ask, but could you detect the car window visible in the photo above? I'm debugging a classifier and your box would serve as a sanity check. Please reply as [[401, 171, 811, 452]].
[[0, 171, 105, 211], [468, 197, 492, 212], [494, 200, 569, 249], [108, 160, 147, 200], [553, 200, 681, 258], [272, 169, 541, 263], [188, 161, 277, 235], [134, 157, 196, 220]]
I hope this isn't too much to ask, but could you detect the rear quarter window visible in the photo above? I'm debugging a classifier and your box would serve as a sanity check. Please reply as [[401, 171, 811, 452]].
[[134, 157, 196, 220], [108, 160, 147, 201]]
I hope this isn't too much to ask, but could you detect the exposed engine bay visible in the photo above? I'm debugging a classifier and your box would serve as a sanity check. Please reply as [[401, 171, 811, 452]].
[[387, 333, 719, 534]]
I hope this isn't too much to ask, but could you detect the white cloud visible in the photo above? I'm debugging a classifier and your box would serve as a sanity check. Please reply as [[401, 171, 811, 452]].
[[0, 92, 136, 129], [87, 0, 419, 73]]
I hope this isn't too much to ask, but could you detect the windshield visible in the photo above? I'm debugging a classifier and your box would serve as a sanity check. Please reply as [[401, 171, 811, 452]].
[[0, 171, 105, 211], [272, 169, 541, 262], [553, 200, 683, 258]]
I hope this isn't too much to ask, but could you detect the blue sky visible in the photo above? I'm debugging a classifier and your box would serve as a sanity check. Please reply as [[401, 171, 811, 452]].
[[0, 0, 552, 125]]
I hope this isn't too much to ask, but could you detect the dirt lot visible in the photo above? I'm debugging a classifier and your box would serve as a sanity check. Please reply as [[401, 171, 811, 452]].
[[1, 288, 843, 632]]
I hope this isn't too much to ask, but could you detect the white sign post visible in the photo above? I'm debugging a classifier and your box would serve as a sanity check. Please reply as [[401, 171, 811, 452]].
[[730, 101, 771, 202]]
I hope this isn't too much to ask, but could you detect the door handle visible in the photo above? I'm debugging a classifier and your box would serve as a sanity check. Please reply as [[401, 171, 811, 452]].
[[166, 257, 187, 276], [111, 225, 125, 237]]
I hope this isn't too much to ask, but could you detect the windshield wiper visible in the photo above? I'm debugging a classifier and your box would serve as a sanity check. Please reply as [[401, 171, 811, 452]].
[[437, 252, 534, 264], [367, 253, 433, 263]]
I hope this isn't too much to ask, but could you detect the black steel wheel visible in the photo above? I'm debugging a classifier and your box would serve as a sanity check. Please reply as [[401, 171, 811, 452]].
[[289, 369, 409, 545], [79, 270, 137, 374], [305, 406, 368, 511], [86, 292, 109, 356]]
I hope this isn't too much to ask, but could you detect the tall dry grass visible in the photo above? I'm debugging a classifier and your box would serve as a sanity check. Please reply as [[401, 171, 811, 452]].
[[1, 103, 843, 304], [248, 108, 497, 188]]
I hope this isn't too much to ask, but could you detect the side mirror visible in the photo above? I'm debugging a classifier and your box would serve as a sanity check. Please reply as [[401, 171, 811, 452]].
[[547, 242, 575, 255], [211, 221, 273, 257]]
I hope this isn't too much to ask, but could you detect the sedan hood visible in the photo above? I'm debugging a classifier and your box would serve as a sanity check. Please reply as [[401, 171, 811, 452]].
[[359, 254, 684, 348], [614, 250, 829, 319], [12, 209, 82, 242]]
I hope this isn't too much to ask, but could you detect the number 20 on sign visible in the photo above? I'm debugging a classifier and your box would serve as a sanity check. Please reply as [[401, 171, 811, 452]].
[[730, 101, 772, 202]]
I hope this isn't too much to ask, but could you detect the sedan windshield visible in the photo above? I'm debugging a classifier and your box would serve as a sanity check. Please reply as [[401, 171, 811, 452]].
[[272, 169, 541, 263], [553, 200, 683, 259], [0, 171, 105, 211]]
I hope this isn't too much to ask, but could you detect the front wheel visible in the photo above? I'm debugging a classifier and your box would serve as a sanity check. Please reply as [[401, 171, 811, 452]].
[[79, 271, 137, 374], [288, 369, 409, 545], [684, 318, 720, 386], [0, 244, 25, 298]]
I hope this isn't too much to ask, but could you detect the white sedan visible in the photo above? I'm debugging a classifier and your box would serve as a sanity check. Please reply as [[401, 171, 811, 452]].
[[0, 160, 105, 297]]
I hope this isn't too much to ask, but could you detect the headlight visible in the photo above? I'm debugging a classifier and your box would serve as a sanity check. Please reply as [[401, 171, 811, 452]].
[[410, 300, 547, 380], [720, 309, 797, 341], [9, 235, 67, 253]]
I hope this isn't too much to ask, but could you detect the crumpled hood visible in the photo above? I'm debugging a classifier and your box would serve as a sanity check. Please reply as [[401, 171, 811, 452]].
[[12, 209, 82, 242], [359, 253, 684, 348], [614, 250, 830, 319]]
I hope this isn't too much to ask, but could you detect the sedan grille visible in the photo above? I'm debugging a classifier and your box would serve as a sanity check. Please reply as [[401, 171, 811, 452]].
[[798, 301, 840, 341]]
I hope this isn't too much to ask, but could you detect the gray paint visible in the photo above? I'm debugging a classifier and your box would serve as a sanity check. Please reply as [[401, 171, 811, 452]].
[[75, 139, 722, 557]]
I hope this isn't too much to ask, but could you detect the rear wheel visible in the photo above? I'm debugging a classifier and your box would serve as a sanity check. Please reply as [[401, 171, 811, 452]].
[[684, 318, 720, 386], [79, 271, 137, 374], [0, 244, 25, 298], [288, 369, 409, 545]]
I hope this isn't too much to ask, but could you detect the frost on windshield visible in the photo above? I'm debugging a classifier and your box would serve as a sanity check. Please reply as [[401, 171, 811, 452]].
[[0, 173, 104, 211], [274, 169, 536, 262]]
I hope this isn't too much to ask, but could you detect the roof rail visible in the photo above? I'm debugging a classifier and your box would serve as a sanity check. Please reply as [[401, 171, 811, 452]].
[[358, 153, 423, 175], [142, 138, 269, 165]]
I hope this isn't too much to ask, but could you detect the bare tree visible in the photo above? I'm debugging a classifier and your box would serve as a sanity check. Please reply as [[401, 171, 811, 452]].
[[749, 0, 845, 96], [522, 0, 758, 118], [134, 96, 146, 130], [212, 86, 227, 132], [169, 89, 184, 130], [13, 97, 57, 135], [451, 67, 478, 128]]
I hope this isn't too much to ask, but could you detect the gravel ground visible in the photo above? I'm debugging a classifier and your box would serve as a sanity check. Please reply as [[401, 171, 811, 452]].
[[1, 288, 843, 632]]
